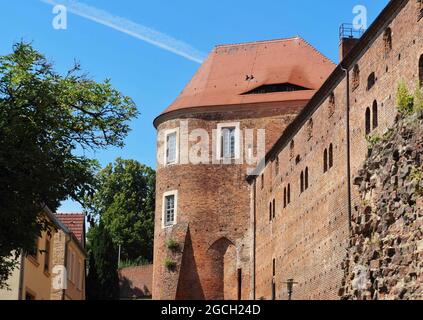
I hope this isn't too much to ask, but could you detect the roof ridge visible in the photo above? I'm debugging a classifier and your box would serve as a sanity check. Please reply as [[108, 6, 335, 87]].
[[56, 212, 84, 215], [298, 37, 337, 65], [214, 36, 301, 49]]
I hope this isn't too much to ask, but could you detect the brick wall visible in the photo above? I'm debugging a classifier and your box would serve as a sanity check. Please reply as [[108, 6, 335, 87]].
[[119, 265, 153, 299], [253, 0, 422, 300], [152, 102, 306, 300]]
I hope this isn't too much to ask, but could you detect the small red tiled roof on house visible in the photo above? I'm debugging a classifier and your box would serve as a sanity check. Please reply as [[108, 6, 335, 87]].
[[156, 36, 335, 123], [55, 213, 86, 247]]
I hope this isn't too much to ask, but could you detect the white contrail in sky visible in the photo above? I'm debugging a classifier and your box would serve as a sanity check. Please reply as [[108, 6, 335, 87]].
[[40, 0, 206, 64]]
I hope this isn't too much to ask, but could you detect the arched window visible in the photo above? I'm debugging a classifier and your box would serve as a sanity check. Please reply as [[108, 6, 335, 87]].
[[300, 171, 304, 193], [305, 167, 309, 190], [306, 118, 313, 140], [329, 144, 334, 169], [383, 28, 392, 57], [290, 140, 295, 159], [372, 100, 378, 130], [287, 184, 291, 204], [419, 54, 423, 87], [323, 149, 328, 173], [367, 72, 376, 91], [365, 107, 371, 135], [352, 64, 360, 91], [329, 93, 335, 117]]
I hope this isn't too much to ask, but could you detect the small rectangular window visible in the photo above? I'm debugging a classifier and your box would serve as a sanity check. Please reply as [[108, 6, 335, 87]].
[[164, 193, 177, 227], [166, 132, 177, 165], [221, 127, 236, 159]]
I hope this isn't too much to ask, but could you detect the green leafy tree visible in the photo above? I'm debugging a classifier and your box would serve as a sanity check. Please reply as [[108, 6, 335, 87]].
[[0, 42, 137, 288], [84, 158, 155, 263], [86, 223, 119, 300]]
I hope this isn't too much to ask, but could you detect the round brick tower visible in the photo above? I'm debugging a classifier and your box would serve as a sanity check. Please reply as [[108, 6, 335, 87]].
[[152, 37, 335, 300]]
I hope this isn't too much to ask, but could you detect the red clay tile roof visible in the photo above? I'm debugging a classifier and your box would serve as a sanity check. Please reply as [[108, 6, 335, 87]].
[[55, 213, 85, 246], [159, 37, 335, 118]]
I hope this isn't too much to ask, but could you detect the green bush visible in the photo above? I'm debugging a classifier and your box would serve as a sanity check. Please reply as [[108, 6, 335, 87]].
[[397, 81, 414, 115], [366, 134, 381, 150], [166, 238, 180, 252], [164, 257, 177, 270]]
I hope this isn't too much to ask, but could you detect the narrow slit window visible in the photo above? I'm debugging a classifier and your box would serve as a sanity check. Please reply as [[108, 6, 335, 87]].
[[283, 188, 287, 208], [372, 101, 378, 130], [305, 167, 309, 190], [287, 184, 291, 204], [365, 107, 371, 135], [329, 144, 334, 169], [323, 149, 328, 173]]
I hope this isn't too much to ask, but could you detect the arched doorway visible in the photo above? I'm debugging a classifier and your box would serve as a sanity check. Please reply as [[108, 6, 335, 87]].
[[419, 54, 423, 87], [207, 238, 237, 300]]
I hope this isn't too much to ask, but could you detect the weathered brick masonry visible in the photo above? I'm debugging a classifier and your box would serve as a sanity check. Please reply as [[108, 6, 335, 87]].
[[153, 0, 423, 300], [153, 39, 334, 300], [251, 0, 422, 300]]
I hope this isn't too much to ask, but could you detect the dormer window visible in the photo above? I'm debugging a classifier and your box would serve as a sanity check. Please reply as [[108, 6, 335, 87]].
[[242, 83, 310, 95]]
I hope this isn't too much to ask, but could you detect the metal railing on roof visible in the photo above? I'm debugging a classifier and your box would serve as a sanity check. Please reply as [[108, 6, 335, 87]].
[[339, 23, 365, 40]]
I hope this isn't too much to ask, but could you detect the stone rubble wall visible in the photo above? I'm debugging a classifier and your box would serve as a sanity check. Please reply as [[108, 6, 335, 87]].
[[341, 111, 423, 300]]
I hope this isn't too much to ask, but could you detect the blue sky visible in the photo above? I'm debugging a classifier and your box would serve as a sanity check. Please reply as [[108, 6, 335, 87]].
[[0, 0, 388, 212]]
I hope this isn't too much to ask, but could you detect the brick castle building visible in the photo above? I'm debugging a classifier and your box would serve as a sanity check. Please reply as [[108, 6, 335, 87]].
[[152, 0, 423, 300]]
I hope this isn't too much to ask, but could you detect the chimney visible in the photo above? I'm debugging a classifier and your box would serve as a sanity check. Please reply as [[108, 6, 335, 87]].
[[339, 24, 362, 61], [339, 37, 360, 61]]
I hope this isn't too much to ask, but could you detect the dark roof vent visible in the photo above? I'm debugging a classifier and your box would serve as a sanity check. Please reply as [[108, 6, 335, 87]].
[[242, 83, 310, 95]]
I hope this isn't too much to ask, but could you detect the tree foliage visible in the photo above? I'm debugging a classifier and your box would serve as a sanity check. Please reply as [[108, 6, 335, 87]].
[[84, 158, 155, 263], [86, 223, 119, 300], [0, 42, 137, 288]]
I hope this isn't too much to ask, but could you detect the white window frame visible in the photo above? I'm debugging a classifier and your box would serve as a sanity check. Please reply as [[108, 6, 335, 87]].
[[216, 122, 241, 160], [162, 190, 178, 229], [164, 128, 179, 166]]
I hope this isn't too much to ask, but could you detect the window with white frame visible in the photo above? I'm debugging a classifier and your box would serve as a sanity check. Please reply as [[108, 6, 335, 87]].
[[165, 130, 178, 165], [163, 191, 177, 227], [217, 123, 240, 160]]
